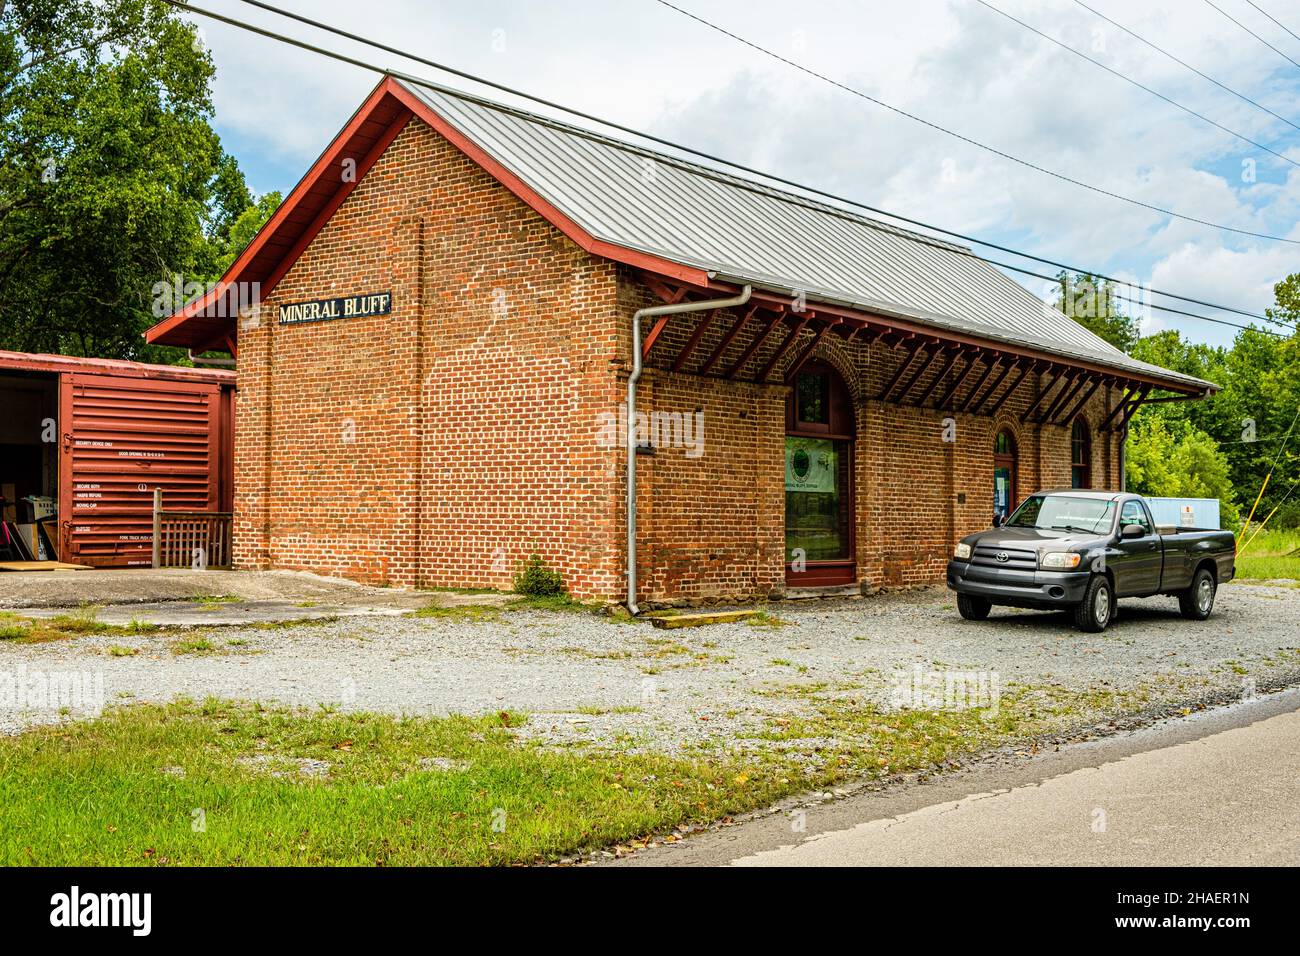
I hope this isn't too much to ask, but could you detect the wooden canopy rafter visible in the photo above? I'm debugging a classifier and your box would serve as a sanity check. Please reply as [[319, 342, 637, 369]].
[[631, 272, 1195, 417]]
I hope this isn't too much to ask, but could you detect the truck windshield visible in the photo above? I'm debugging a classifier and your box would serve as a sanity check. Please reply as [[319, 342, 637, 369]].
[[1006, 495, 1115, 534]]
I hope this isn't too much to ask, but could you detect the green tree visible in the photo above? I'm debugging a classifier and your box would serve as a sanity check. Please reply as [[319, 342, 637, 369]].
[[0, 0, 251, 359], [213, 190, 281, 274], [1126, 416, 1241, 528], [1054, 271, 1141, 353], [1124, 275, 1300, 530]]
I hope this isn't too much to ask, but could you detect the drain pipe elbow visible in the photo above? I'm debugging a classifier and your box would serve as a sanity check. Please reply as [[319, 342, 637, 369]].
[[626, 285, 751, 615]]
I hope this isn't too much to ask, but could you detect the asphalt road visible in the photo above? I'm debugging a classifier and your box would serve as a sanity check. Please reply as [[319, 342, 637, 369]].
[[614, 688, 1300, 867]]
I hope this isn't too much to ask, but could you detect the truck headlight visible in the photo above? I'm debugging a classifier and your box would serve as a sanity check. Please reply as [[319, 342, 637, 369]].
[[954, 543, 972, 560], [1040, 552, 1081, 569]]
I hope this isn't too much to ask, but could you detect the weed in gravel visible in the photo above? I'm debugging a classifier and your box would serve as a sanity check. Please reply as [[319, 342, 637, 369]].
[[106, 646, 139, 658], [747, 611, 792, 628], [0, 611, 163, 644], [411, 604, 502, 623], [172, 637, 217, 656]]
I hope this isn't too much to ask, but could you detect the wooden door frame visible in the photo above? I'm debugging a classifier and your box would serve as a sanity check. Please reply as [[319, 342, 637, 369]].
[[994, 429, 1018, 521], [785, 362, 856, 587]]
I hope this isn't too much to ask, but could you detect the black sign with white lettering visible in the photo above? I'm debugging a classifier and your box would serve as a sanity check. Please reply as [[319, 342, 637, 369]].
[[278, 292, 392, 326]]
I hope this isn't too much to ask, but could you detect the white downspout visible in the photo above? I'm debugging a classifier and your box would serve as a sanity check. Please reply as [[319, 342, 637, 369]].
[[627, 285, 751, 614]]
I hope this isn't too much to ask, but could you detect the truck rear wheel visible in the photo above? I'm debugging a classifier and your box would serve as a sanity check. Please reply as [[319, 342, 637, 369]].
[[1074, 575, 1113, 632], [1179, 567, 1216, 620], [957, 594, 992, 621]]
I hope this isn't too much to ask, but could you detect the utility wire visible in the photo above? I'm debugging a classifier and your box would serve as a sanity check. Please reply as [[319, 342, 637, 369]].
[[650, 0, 1300, 246], [226, 0, 1296, 333], [1071, 0, 1300, 132], [167, 0, 1294, 337], [1244, 0, 1300, 44], [976, 0, 1299, 168], [1203, 0, 1300, 70]]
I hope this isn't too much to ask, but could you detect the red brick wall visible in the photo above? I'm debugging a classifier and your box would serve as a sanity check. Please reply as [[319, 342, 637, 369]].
[[622, 275, 1125, 602], [235, 119, 623, 593], [232, 114, 1123, 603]]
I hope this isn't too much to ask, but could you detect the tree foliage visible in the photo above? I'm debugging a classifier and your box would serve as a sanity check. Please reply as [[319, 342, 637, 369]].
[[1123, 290, 1300, 530], [1054, 271, 1141, 353], [1054, 270, 1300, 529], [0, 0, 260, 359]]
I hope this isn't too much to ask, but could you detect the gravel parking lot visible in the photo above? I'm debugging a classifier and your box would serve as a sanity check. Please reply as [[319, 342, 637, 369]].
[[4, 582, 1299, 751]]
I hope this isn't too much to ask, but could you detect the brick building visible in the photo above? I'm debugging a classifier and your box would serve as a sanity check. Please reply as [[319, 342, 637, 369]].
[[146, 75, 1214, 606]]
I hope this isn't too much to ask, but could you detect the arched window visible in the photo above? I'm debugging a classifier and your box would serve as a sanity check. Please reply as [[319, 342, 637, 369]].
[[994, 430, 1018, 521], [1071, 419, 1091, 489]]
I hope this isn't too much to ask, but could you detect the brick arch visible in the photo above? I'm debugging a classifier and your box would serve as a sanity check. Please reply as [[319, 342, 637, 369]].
[[805, 334, 866, 406], [991, 413, 1024, 453]]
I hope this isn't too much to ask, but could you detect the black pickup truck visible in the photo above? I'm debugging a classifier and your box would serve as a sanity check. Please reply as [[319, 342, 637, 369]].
[[947, 490, 1236, 632]]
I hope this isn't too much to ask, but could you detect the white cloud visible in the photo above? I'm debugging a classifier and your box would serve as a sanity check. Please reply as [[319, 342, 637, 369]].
[[186, 0, 1300, 347]]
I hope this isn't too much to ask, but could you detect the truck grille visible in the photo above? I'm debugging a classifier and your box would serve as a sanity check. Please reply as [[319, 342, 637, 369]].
[[970, 545, 1038, 571]]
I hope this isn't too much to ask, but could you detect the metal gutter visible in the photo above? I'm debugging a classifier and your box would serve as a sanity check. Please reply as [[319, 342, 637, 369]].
[[627, 285, 752, 614]]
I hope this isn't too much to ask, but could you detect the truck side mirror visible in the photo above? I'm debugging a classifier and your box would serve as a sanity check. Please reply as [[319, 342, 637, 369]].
[[992, 513, 1004, 528], [1121, 523, 1145, 539]]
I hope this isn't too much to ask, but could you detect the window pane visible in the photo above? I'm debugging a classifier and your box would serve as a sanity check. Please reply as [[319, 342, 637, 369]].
[[1121, 501, 1151, 534], [785, 437, 849, 561], [796, 372, 829, 425]]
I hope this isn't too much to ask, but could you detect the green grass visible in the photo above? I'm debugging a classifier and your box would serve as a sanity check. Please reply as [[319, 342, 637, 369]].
[[190, 594, 240, 605], [507, 593, 602, 614], [0, 677, 1148, 866], [410, 604, 503, 622], [0, 610, 159, 644], [411, 594, 600, 621], [172, 637, 217, 655], [1236, 527, 1300, 581], [0, 701, 799, 866]]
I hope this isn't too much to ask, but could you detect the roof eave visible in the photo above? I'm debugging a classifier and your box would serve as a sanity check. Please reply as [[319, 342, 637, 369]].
[[700, 270, 1215, 397]]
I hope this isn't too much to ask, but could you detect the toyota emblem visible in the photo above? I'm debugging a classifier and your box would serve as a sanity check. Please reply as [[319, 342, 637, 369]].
[[995, 551, 1010, 563]]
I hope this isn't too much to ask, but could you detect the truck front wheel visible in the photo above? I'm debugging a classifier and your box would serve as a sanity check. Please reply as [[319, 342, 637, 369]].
[[1178, 567, 1216, 620], [957, 594, 992, 621], [1074, 575, 1113, 632]]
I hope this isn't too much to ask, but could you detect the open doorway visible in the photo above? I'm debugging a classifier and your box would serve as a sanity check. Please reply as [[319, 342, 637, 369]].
[[0, 371, 58, 560]]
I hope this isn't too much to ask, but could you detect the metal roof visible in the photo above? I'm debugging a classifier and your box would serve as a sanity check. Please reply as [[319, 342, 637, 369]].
[[399, 77, 1213, 393]]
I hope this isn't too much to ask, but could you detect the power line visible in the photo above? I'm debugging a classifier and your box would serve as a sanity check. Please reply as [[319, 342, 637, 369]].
[[224, 0, 1296, 333], [650, 0, 1300, 246], [1071, 0, 1300, 132], [1203, 0, 1300, 70], [168, 0, 1294, 338], [976, 0, 1299, 168], [1245, 0, 1300, 44]]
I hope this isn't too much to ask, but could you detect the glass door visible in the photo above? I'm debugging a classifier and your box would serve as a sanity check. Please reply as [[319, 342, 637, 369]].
[[993, 430, 1018, 523], [785, 362, 855, 587]]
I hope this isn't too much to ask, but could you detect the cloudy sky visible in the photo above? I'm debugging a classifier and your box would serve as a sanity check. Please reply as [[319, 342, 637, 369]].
[[183, 0, 1300, 348]]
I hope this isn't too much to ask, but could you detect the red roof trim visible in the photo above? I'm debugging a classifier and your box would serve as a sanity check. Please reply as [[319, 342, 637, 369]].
[[146, 76, 709, 348], [0, 349, 234, 383], [146, 78, 412, 347]]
